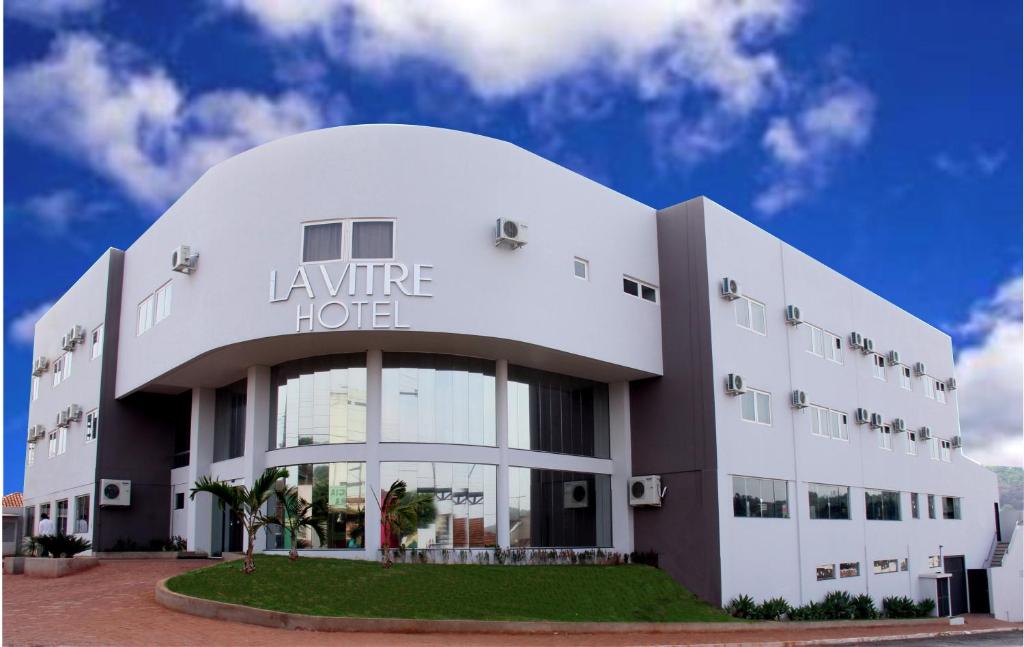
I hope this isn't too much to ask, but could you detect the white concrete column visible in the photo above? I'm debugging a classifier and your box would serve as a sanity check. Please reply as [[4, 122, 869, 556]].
[[186, 387, 216, 554], [608, 381, 634, 554], [364, 349, 383, 559], [243, 365, 271, 551], [495, 359, 510, 548]]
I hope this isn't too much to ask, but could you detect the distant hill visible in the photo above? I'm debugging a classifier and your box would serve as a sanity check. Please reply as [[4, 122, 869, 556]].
[[987, 466, 1024, 509]]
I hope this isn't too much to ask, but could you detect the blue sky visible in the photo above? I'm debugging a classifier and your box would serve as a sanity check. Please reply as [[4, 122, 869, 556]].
[[4, 1, 1022, 493]]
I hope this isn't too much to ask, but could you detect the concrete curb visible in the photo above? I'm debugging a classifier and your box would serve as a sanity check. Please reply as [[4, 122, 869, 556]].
[[22, 556, 99, 578], [773, 627, 1023, 646], [155, 577, 1018, 637]]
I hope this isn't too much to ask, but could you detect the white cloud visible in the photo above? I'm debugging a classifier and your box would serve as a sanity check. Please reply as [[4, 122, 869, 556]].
[[956, 274, 1024, 467], [754, 81, 874, 215], [9, 302, 55, 346], [20, 190, 111, 234], [5, 34, 326, 209], [5, 0, 102, 25], [933, 149, 1007, 178]]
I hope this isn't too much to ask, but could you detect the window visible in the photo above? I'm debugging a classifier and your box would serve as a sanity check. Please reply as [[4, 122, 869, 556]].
[[927, 494, 936, 519], [740, 389, 772, 425], [900, 558, 909, 571], [906, 430, 918, 455], [510, 467, 612, 548], [807, 325, 842, 363], [26, 507, 35, 537], [302, 221, 343, 262], [734, 296, 767, 335], [840, 562, 860, 578], [935, 381, 946, 403], [878, 424, 892, 451], [155, 281, 173, 324], [928, 555, 941, 568], [807, 324, 825, 356], [137, 294, 154, 335], [272, 354, 367, 449], [91, 325, 104, 359], [85, 410, 99, 442], [31, 376, 39, 401], [872, 354, 886, 380], [351, 220, 395, 259], [52, 356, 62, 386], [27, 442, 35, 466], [622, 276, 658, 303], [873, 559, 899, 574], [74, 495, 89, 534], [811, 407, 849, 441], [62, 351, 72, 380], [899, 366, 912, 390], [923, 377, 935, 399], [57, 427, 68, 455], [816, 564, 836, 581], [174, 492, 185, 510], [47, 431, 57, 458], [911, 493, 920, 518], [808, 483, 850, 519], [940, 439, 952, 462], [929, 437, 940, 460], [508, 364, 609, 457], [942, 496, 961, 519], [865, 489, 901, 520], [56, 500, 68, 535], [265, 462, 366, 550], [214, 379, 246, 461], [573, 258, 589, 280], [732, 475, 789, 518], [825, 332, 843, 363]]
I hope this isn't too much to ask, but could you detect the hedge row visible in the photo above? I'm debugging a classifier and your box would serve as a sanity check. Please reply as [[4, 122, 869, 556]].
[[727, 591, 935, 621]]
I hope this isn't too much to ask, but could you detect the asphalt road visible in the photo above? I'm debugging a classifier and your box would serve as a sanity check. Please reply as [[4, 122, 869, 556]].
[[869, 631, 1023, 647]]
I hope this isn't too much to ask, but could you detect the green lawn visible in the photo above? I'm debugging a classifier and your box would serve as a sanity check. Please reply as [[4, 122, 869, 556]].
[[165, 555, 733, 622]]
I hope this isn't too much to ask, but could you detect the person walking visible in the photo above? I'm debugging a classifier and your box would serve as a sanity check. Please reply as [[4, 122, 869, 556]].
[[36, 513, 55, 556]]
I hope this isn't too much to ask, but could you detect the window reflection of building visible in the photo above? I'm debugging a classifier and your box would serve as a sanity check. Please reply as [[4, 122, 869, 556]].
[[266, 461, 366, 550], [379, 462, 496, 549], [271, 355, 367, 448], [508, 365, 610, 458], [508, 467, 611, 548]]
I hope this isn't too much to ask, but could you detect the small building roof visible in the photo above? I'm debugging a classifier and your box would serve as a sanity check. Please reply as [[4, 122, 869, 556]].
[[2, 492, 24, 508]]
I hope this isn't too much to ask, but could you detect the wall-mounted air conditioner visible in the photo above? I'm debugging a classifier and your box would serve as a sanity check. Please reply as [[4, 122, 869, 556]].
[[494, 219, 528, 250], [785, 305, 802, 325], [849, 332, 864, 349], [67, 404, 83, 423], [720, 277, 741, 300], [946, 377, 957, 391], [725, 373, 746, 395], [892, 418, 907, 433], [951, 435, 963, 449], [855, 408, 870, 425], [69, 325, 85, 346], [913, 362, 927, 376], [791, 390, 808, 408], [32, 425, 46, 440], [56, 410, 69, 427], [563, 480, 589, 509], [99, 479, 132, 507], [869, 412, 883, 429], [628, 475, 663, 507], [60, 334, 73, 352], [861, 337, 875, 354], [171, 245, 199, 273], [32, 357, 49, 376], [887, 350, 901, 366], [918, 426, 932, 440]]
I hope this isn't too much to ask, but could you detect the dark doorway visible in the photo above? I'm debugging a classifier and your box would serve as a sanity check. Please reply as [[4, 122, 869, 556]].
[[994, 502, 1002, 541], [936, 577, 951, 616], [210, 502, 244, 557], [967, 569, 991, 613], [944, 555, 968, 615]]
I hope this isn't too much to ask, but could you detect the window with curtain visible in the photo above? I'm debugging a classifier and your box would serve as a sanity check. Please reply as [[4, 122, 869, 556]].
[[351, 221, 395, 259], [303, 222, 344, 262]]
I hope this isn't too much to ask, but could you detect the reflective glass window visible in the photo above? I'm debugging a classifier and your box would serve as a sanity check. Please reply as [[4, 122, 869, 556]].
[[271, 354, 367, 448], [865, 489, 901, 521], [265, 462, 366, 550], [508, 365, 609, 458], [732, 475, 789, 518], [509, 467, 612, 548], [808, 483, 850, 519]]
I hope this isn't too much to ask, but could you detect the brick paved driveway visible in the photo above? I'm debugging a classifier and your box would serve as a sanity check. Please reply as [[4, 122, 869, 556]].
[[3, 559, 1020, 647]]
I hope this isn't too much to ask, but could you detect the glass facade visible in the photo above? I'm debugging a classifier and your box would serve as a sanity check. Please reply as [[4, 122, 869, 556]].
[[266, 462, 366, 550], [382, 354, 496, 446], [808, 483, 850, 520], [213, 379, 246, 461], [865, 489, 901, 521], [508, 365, 609, 458], [508, 467, 612, 548], [271, 354, 367, 448], [380, 462, 497, 549], [732, 476, 789, 518]]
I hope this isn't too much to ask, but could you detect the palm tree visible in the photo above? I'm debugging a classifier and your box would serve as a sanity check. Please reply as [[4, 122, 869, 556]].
[[267, 486, 325, 561], [377, 479, 435, 567], [190, 466, 289, 574]]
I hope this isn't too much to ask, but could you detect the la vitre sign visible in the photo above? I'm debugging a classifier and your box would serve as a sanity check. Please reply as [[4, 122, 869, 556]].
[[269, 262, 433, 332]]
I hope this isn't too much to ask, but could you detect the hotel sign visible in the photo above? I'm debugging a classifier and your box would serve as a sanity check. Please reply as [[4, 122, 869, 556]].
[[269, 262, 433, 332]]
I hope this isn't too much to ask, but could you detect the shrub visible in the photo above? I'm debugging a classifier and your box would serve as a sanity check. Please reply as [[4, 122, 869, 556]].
[[630, 550, 659, 568], [821, 590, 855, 620], [914, 598, 935, 617], [851, 593, 878, 619], [756, 596, 791, 621], [35, 534, 91, 558], [882, 595, 917, 618], [789, 601, 824, 621], [727, 594, 757, 619]]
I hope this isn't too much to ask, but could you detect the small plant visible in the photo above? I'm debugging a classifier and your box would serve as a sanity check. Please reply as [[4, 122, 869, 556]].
[[882, 595, 917, 618], [35, 534, 91, 558], [789, 601, 824, 621], [821, 590, 854, 620], [22, 536, 40, 557], [756, 596, 791, 621], [851, 593, 878, 619], [914, 598, 935, 617], [727, 594, 757, 619]]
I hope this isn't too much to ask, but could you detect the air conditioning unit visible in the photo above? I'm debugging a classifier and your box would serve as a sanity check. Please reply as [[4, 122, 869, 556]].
[[892, 418, 907, 433], [56, 409, 69, 427], [33, 425, 46, 440], [99, 479, 132, 507], [171, 245, 199, 273], [26, 428, 36, 443], [887, 350, 901, 366], [785, 305, 802, 325], [32, 357, 49, 376], [913, 362, 927, 376], [494, 218, 528, 250], [67, 404, 83, 423], [628, 475, 663, 507], [951, 435, 963, 449], [918, 426, 932, 440], [563, 480, 589, 509], [869, 412, 884, 429], [855, 408, 870, 425], [725, 373, 746, 395], [946, 377, 957, 391], [849, 332, 864, 349], [60, 334, 73, 352], [791, 390, 808, 408], [720, 277, 741, 300], [68, 325, 85, 347], [861, 337, 875, 354]]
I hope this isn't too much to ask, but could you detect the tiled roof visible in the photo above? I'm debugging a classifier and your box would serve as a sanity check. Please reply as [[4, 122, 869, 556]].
[[2, 492, 24, 508]]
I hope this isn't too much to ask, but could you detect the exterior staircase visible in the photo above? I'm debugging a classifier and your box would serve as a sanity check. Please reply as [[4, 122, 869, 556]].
[[989, 541, 1010, 567]]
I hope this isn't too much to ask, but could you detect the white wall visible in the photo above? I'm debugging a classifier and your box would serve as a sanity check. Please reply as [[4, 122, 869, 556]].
[[990, 523, 1023, 622]]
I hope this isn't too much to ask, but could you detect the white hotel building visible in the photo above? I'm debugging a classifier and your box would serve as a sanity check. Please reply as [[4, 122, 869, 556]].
[[21, 125, 1004, 613]]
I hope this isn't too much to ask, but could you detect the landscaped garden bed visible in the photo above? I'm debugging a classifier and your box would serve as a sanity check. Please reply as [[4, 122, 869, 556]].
[[165, 554, 733, 623]]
